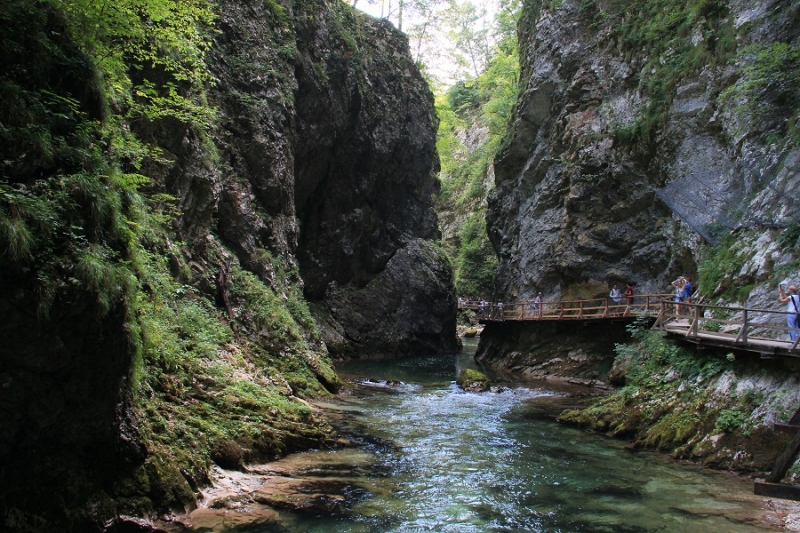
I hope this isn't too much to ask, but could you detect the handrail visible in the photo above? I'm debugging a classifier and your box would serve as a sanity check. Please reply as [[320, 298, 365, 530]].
[[471, 294, 671, 322], [655, 299, 799, 351], [466, 294, 799, 354]]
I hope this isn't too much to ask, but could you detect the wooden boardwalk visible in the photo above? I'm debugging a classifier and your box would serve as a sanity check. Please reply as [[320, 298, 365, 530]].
[[469, 294, 669, 323], [652, 300, 800, 358], [465, 296, 800, 357]]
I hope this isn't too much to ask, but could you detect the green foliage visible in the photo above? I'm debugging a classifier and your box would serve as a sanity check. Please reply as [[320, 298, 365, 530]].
[[448, 81, 481, 112], [697, 233, 750, 301], [49, 0, 219, 129], [603, 0, 736, 145], [778, 221, 800, 249], [615, 327, 732, 387], [455, 213, 497, 296], [720, 43, 800, 147], [435, 1, 519, 298], [714, 408, 746, 433], [227, 265, 337, 395], [132, 242, 337, 505], [0, 172, 138, 317]]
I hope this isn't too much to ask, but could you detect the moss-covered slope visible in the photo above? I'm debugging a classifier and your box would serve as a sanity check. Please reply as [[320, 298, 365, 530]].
[[0, 0, 450, 531], [559, 323, 800, 477]]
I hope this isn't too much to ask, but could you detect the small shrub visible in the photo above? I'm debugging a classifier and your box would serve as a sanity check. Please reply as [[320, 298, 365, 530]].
[[715, 408, 746, 433]]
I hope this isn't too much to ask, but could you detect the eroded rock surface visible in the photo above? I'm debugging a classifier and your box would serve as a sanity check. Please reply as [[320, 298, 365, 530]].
[[481, 0, 799, 375]]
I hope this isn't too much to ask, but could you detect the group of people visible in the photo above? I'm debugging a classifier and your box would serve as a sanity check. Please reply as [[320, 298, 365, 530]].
[[609, 283, 635, 305], [475, 299, 504, 320], [464, 281, 799, 342], [671, 276, 694, 315]]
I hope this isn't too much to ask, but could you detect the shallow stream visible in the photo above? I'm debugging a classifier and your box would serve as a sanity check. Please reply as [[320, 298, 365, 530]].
[[220, 339, 796, 532]]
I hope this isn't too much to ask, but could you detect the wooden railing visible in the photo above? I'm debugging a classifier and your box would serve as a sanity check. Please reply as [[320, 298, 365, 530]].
[[653, 300, 800, 352], [473, 294, 671, 322]]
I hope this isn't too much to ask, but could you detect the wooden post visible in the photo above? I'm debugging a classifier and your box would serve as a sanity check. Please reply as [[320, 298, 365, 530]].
[[603, 299, 609, 318], [766, 430, 800, 483], [653, 301, 665, 330], [735, 309, 749, 344], [579, 301, 584, 319], [688, 305, 699, 338], [559, 302, 564, 319]]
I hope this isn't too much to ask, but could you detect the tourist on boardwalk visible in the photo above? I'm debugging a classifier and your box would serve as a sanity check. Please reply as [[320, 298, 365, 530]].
[[672, 276, 686, 316], [683, 278, 693, 305], [625, 283, 634, 305], [497, 301, 504, 320], [778, 284, 800, 342], [609, 284, 622, 305], [534, 292, 542, 317]]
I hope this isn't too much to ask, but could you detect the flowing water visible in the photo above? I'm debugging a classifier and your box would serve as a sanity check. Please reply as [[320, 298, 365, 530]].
[[222, 339, 795, 532]]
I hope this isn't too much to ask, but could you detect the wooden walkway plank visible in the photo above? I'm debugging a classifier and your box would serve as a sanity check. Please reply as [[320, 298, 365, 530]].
[[464, 295, 799, 357]]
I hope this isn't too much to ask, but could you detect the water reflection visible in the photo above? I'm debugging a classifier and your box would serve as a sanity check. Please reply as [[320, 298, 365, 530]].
[[236, 343, 791, 532]]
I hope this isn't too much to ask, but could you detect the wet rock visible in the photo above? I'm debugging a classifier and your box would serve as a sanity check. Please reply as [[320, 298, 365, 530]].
[[457, 369, 491, 392], [252, 477, 367, 513], [113, 516, 170, 533], [356, 379, 404, 389], [477, 320, 630, 381]]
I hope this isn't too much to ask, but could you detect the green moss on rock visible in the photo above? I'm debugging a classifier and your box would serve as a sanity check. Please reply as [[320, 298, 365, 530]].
[[457, 369, 491, 392]]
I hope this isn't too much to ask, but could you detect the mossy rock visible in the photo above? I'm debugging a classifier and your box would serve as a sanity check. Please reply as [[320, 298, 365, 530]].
[[456, 369, 490, 392], [463, 328, 478, 338]]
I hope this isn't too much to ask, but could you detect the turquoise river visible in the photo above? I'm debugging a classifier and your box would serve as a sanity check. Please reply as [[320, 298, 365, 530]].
[[218, 339, 798, 532]]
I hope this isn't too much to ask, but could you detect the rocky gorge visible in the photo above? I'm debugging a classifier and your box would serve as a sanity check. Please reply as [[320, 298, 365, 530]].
[[473, 0, 800, 478], [0, 0, 456, 530]]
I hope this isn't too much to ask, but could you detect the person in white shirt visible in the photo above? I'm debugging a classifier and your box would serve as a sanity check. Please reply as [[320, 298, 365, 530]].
[[779, 284, 800, 342]]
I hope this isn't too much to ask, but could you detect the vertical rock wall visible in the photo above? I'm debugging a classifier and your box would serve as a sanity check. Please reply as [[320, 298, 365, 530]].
[[479, 0, 799, 373], [489, 0, 799, 303], [146, 0, 458, 357]]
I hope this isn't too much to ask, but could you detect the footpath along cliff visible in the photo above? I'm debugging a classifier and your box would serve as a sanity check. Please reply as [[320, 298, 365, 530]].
[[477, 0, 800, 478], [478, 0, 800, 376]]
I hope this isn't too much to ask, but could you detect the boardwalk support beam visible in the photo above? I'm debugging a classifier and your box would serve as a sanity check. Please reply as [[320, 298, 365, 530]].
[[755, 405, 800, 500]]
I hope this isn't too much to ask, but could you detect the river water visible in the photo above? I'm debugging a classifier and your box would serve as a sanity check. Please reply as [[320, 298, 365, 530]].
[[223, 339, 795, 532]]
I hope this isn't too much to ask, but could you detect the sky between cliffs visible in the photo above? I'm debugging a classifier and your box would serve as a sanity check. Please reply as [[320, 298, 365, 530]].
[[353, 0, 503, 88]]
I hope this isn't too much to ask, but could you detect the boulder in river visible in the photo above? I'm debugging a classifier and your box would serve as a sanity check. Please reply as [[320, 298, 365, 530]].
[[456, 369, 491, 392]]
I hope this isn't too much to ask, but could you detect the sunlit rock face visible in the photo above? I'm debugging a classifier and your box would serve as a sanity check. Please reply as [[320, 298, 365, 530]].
[[480, 0, 799, 375], [488, 0, 799, 305]]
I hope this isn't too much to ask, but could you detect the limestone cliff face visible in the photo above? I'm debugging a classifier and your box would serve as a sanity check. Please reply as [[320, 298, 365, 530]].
[[147, 0, 458, 357], [290, 4, 459, 356], [478, 0, 799, 375], [488, 0, 799, 304]]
